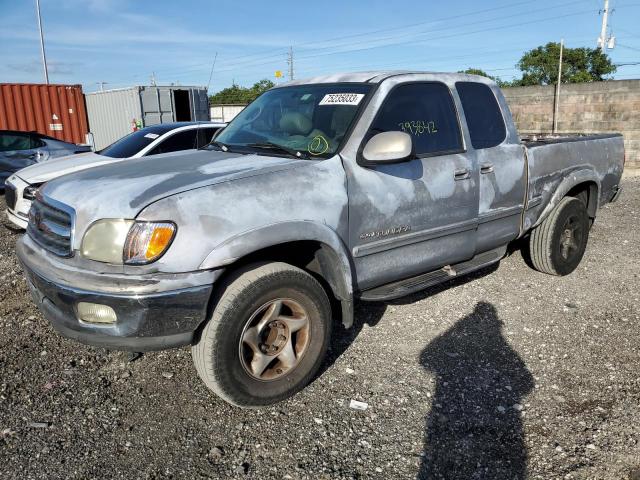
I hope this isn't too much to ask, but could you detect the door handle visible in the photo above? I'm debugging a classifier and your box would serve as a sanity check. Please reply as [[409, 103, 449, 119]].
[[480, 163, 494, 174], [454, 168, 470, 180]]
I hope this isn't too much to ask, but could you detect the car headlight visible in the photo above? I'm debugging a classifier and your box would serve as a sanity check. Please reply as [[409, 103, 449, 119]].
[[81, 220, 176, 265], [81, 219, 134, 263]]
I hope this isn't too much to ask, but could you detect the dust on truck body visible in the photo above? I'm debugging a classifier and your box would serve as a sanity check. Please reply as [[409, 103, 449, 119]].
[[17, 72, 624, 407]]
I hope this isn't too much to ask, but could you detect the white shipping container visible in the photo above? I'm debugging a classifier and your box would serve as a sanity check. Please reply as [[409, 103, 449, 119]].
[[210, 104, 246, 123], [86, 85, 210, 149]]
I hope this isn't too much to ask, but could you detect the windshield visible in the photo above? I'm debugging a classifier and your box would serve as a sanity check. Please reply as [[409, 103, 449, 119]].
[[99, 125, 174, 158], [214, 84, 372, 158]]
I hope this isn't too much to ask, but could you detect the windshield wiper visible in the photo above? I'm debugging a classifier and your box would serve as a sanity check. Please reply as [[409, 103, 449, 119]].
[[247, 142, 309, 159]]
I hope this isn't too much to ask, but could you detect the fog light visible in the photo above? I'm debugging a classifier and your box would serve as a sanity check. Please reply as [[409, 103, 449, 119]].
[[77, 302, 117, 324]]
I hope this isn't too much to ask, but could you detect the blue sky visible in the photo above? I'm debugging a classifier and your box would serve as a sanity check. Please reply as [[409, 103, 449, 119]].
[[1, 0, 639, 93]]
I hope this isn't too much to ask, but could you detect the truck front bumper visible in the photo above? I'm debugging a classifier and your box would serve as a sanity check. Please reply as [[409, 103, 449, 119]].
[[17, 236, 219, 351]]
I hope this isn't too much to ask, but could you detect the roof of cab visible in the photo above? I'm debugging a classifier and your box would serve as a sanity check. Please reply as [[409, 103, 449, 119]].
[[274, 70, 495, 87]]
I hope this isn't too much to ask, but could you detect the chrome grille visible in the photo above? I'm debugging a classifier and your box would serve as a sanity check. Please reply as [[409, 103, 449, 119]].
[[4, 183, 17, 210], [27, 196, 73, 257]]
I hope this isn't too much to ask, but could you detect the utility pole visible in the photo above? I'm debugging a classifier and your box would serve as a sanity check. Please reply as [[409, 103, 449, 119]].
[[287, 46, 294, 81], [553, 39, 564, 134], [598, 0, 610, 52], [97, 81, 107, 92], [35, 0, 49, 84], [150, 72, 157, 86]]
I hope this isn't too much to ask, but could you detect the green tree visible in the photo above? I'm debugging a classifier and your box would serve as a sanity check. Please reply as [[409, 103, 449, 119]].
[[458, 68, 511, 87], [209, 79, 275, 104], [513, 42, 616, 86], [459, 68, 496, 80]]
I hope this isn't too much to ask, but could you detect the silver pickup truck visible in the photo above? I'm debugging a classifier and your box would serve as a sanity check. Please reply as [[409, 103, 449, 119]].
[[17, 72, 624, 407]]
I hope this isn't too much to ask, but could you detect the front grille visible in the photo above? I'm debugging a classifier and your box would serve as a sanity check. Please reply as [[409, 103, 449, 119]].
[[27, 197, 73, 257], [5, 183, 17, 210]]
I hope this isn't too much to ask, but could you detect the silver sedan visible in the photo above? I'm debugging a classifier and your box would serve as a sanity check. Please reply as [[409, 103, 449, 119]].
[[0, 130, 91, 186]]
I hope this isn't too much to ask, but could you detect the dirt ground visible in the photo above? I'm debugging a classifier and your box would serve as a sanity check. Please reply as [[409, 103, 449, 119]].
[[0, 178, 638, 480]]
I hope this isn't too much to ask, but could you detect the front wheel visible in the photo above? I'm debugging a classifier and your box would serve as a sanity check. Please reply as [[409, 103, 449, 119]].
[[192, 262, 332, 407], [527, 196, 590, 276]]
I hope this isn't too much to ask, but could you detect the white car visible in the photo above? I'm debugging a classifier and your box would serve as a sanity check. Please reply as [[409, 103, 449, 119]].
[[4, 121, 225, 229]]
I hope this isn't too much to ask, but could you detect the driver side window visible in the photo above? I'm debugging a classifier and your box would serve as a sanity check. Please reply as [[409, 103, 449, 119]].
[[369, 83, 463, 157]]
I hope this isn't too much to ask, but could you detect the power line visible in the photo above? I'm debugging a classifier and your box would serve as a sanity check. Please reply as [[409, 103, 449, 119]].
[[170, 2, 594, 80], [618, 43, 640, 52], [294, 8, 597, 62], [98, 0, 580, 85], [295, 0, 588, 60], [158, 0, 537, 75], [99, 0, 636, 88]]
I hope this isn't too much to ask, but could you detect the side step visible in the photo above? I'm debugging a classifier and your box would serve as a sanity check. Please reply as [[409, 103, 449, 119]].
[[359, 246, 507, 301]]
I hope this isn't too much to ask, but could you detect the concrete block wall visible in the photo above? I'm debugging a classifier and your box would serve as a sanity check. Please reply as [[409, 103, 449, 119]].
[[502, 80, 640, 169]]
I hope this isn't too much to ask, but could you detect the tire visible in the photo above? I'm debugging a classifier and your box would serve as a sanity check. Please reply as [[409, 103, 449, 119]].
[[192, 262, 332, 407], [528, 196, 590, 276]]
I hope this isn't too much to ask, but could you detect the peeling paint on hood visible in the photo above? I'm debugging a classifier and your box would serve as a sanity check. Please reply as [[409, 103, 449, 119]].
[[41, 149, 311, 236]]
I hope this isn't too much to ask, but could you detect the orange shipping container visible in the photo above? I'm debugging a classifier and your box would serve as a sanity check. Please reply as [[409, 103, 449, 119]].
[[0, 83, 89, 145]]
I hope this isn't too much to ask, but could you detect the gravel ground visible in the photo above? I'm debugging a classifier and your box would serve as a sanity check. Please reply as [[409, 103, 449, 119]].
[[1, 178, 639, 480]]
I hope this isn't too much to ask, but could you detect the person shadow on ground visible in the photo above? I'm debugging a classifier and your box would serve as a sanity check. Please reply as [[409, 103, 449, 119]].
[[417, 302, 534, 480]]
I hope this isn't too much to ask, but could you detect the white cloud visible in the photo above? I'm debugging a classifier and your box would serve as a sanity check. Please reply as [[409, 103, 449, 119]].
[[8, 60, 80, 75]]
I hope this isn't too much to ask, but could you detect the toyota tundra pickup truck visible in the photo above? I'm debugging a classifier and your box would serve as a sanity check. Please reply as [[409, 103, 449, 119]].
[[16, 72, 624, 407]]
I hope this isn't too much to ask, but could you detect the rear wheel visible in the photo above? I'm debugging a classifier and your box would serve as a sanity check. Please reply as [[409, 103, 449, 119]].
[[192, 262, 332, 407], [528, 196, 590, 276]]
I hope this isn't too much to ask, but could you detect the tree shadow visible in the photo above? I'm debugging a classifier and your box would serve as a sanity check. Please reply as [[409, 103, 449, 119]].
[[418, 302, 534, 479]]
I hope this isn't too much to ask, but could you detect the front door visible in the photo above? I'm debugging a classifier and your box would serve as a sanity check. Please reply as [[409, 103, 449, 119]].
[[344, 82, 479, 291]]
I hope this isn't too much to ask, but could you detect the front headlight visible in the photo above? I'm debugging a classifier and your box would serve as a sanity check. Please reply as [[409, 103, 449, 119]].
[[81, 220, 176, 265], [81, 219, 134, 263]]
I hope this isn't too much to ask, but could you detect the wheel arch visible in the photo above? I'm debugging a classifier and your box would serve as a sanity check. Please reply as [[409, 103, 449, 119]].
[[199, 222, 355, 328], [533, 169, 600, 229]]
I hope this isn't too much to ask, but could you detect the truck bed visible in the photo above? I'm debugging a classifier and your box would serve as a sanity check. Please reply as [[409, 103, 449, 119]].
[[520, 133, 624, 233]]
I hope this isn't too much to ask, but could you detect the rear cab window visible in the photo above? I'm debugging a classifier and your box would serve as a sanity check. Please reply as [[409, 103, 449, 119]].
[[455, 82, 506, 149], [368, 82, 463, 157]]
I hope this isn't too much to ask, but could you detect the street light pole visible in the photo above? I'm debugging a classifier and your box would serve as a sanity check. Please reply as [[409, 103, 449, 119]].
[[35, 0, 49, 84], [553, 39, 564, 134]]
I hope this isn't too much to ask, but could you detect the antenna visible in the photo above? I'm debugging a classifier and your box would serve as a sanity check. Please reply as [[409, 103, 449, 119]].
[[206, 52, 218, 93]]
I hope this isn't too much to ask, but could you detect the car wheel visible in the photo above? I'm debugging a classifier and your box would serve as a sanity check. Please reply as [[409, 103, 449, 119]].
[[528, 196, 590, 276], [192, 262, 332, 407]]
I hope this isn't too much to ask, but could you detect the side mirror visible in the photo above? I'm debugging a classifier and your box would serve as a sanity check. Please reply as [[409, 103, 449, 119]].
[[362, 131, 413, 164]]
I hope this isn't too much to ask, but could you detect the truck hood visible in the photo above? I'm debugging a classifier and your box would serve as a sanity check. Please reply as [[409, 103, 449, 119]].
[[16, 151, 115, 184], [41, 149, 310, 238]]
